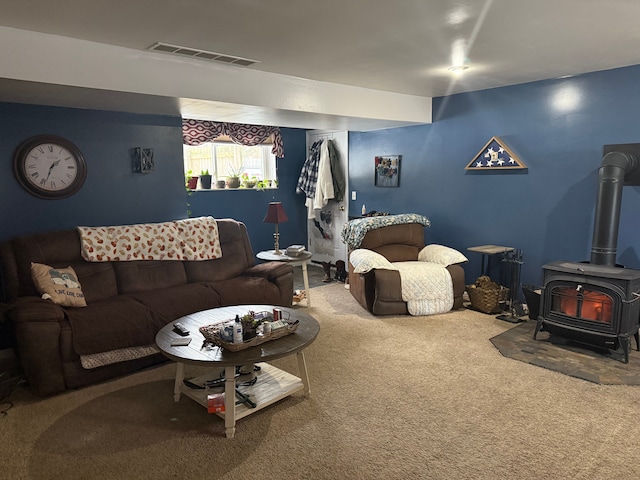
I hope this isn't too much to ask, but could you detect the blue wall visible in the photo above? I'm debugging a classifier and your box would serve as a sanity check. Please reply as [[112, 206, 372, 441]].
[[0, 103, 186, 239], [5, 64, 640, 290], [0, 101, 309, 257], [187, 127, 308, 253], [348, 65, 640, 288]]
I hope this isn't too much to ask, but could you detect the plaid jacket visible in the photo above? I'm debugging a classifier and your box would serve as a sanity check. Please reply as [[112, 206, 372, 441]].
[[296, 140, 322, 198]]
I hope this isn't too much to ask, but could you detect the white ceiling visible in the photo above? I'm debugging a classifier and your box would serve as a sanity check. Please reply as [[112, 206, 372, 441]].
[[1, 0, 640, 130]]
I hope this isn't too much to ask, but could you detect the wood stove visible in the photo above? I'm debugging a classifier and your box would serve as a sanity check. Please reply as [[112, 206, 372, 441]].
[[535, 261, 640, 362], [534, 145, 640, 362]]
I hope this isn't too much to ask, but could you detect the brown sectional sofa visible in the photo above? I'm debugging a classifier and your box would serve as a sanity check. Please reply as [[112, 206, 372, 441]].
[[0, 218, 293, 396], [348, 223, 466, 315]]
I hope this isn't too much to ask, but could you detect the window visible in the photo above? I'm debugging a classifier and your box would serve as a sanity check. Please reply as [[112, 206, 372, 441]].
[[183, 141, 277, 186]]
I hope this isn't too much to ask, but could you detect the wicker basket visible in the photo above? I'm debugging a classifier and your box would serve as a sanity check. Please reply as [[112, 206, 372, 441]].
[[466, 285, 501, 314], [466, 275, 509, 314], [199, 320, 298, 352]]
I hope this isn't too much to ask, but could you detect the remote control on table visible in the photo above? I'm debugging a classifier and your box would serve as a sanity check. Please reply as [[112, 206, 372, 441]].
[[173, 322, 190, 336]]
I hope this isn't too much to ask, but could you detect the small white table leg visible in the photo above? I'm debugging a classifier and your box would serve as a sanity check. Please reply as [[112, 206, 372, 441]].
[[302, 262, 311, 307], [224, 365, 236, 439], [297, 351, 311, 397], [174, 362, 185, 402]]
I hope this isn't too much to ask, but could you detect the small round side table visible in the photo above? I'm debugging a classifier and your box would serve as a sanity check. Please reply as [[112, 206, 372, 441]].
[[256, 250, 312, 307]]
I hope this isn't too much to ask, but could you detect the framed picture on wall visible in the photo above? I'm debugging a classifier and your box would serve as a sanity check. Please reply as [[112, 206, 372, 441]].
[[374, 155, 401, 187]]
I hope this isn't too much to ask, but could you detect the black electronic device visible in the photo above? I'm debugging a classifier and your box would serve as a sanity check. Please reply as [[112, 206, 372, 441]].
[[173, 323, 190, 336]]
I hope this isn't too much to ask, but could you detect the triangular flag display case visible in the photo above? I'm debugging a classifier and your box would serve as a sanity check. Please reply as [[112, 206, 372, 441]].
[[465, 136, 527, 171]]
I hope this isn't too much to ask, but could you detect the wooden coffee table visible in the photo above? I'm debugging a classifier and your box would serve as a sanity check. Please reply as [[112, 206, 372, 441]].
[[155, 305, 320, 438]]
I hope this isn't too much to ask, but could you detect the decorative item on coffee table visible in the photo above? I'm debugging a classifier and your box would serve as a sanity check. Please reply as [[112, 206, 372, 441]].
[[200, 310, 299, 352]]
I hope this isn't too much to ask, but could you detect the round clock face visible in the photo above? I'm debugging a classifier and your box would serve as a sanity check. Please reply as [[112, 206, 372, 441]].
[[13, 135, 87, 199]]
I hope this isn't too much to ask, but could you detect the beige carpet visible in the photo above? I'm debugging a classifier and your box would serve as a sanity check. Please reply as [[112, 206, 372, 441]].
[[3, 283, 640, 479]]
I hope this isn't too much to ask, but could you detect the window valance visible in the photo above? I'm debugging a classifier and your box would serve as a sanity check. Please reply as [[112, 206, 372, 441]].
[[182, 119, 284, 157]]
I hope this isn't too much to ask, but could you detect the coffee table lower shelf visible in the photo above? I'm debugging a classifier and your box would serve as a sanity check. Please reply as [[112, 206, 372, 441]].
[[175, 361, 306, 437]]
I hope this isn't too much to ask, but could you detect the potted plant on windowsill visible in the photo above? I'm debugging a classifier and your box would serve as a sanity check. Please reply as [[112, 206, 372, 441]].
[[226, 165, 243, 189], [200, 169, 212, 189], [185, 170, 198, 190], [241, 173, 258, 189]]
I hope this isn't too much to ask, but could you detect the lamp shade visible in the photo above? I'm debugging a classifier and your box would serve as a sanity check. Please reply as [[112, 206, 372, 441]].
[[263, 202, 288, 224]]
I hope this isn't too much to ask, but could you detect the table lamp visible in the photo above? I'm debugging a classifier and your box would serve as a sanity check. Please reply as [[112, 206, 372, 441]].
[[263, 202, 288, 254]]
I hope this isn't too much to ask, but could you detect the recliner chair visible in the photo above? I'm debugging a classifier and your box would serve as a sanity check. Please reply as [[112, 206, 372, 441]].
[[347, 223, 466, 315]]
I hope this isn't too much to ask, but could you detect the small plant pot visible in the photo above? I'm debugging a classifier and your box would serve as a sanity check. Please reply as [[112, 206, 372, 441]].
[[200, 175, 212, 189], [242, 327, 257, 340], [216, 180, 226, 189], [187, 176, 198, 189], [226, 177, 241, 188]]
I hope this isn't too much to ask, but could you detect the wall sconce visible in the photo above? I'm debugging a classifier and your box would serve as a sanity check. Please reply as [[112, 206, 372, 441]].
[[131, 147, 155, 173]]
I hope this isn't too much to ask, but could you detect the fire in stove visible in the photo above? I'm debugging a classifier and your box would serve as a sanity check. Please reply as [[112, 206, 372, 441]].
[[555, 286, 612, 323], [534, 144, 640, 363]]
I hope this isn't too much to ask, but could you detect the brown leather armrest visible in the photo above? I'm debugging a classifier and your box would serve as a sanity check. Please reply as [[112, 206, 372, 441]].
[[8, 297, 66, 323], [243, 262, 293, 282]]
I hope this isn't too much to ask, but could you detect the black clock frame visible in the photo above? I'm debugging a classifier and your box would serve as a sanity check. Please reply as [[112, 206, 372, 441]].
[[13, 134, 87, 199]]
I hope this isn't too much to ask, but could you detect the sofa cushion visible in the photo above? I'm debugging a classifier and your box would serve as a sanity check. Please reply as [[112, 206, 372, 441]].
[[66, 296, 160, 355], [206, 276, 281, 306], [71, 261, 118, 303], [11, 229, 85, 297], [359, 223, 425, 251], [113, 260, 187, 294], [374, 244, 420, 262], [31, 263, 87, 307], [184, 218, 252, 282], [127, 283, 221, 324], [356, 223, 425, 262], [184, 257, 246, 283]]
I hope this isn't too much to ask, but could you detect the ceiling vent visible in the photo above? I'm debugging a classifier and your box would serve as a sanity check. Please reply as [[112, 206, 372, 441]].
[[148, 42, 259, 67]]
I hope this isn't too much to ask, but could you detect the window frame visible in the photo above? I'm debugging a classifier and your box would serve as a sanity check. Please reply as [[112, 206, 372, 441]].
[[183, 140, 278, 189]]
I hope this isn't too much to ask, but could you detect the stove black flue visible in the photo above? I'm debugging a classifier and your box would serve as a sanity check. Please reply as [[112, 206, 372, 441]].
[[534, 144, 640, 363]]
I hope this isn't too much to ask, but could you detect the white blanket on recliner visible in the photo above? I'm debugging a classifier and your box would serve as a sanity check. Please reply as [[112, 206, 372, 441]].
[[393, 261, 454, 316], [349, 249, 454, 316]]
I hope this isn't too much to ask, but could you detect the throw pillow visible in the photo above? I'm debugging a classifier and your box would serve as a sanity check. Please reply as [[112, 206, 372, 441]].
[[349, 249, 398, 274], [31, 263, 87, 307], [418, 244, 468, 266]]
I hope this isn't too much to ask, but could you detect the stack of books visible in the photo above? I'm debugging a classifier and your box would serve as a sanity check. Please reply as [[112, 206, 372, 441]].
[[286, 245, 305, 256]]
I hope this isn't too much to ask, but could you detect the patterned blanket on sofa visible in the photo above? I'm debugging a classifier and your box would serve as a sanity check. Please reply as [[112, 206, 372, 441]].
[[78, 216, 222, 262]]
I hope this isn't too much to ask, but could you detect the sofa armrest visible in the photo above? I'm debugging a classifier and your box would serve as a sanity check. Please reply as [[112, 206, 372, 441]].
[[244, 261, 292, 281], [7, 297, 67, 396], [243, 262, 294, 307], [446, 264, 466, 309], [9, 297, 66, 323]]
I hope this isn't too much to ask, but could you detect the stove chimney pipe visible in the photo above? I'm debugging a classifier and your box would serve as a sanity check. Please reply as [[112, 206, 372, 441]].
[[590, 150, 639, 266]]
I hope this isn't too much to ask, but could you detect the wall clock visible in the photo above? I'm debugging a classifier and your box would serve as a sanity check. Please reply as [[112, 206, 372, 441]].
[[13, 134, 87, 199]]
